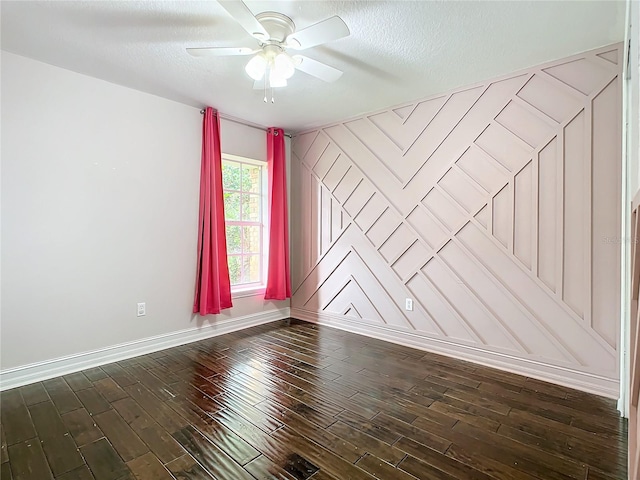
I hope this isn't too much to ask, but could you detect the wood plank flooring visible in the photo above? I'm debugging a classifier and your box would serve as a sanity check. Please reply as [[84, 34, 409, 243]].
[[0, 319, 628, 480]]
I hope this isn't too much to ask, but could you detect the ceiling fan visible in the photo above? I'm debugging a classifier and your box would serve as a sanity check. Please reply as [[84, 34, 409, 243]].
[[187, 0, 349, 99]]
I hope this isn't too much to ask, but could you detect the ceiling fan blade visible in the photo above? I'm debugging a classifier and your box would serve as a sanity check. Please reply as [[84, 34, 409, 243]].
[[218, 0, 269, 41], [293, 55, 343, 82], [286, 16, 349, 50], [187, 47, 256, 57]]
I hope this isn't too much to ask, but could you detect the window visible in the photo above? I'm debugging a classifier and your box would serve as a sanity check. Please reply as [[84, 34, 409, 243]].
[[222, 154, 267, 292]]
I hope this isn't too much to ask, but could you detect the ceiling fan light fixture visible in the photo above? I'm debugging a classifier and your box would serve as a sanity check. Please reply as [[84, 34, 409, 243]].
[[274, 52, 295, 79], [245, 53, 267, 80]]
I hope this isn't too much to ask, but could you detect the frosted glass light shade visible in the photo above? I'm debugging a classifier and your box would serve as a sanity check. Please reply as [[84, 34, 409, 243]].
[[245, 54, 267, 80], [274, 53, 295, 79]]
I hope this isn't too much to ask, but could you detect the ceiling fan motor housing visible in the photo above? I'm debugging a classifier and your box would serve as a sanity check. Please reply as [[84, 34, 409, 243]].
[[255, 12, 295, 45]]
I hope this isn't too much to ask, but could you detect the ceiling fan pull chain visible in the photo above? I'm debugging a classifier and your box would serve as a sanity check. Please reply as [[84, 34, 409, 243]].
[[263, 75, 267, 103]]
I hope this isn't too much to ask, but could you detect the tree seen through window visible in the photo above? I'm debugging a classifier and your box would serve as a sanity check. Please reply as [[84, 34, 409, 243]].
[[222, 158, 265, 287]]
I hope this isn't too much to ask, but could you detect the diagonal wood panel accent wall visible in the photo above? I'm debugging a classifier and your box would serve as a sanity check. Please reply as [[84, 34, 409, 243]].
[[290, 44, 622, 397]]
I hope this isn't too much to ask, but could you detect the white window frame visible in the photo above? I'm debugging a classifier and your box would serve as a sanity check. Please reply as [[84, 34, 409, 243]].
[[222, 153, 268, 297]]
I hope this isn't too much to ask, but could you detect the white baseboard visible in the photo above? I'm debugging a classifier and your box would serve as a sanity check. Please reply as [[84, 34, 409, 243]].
[[292, 307, 619, 399], [0, 308, 290, 391]]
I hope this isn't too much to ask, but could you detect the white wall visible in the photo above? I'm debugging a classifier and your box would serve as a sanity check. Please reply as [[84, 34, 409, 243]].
[[0, 52, 289, 378], [628, 0, 640, 195], [624, 0, 640, 472], [620, 0, 640, 416]]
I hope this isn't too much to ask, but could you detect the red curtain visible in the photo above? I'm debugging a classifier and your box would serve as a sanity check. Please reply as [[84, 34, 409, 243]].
[[193, 107, 233, 315], [264, 128, 291, 300]]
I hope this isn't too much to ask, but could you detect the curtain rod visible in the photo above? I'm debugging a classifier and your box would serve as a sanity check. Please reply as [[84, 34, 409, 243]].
[[200, 109, 292, 138]]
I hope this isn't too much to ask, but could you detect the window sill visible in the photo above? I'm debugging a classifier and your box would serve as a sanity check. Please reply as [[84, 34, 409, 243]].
[[231, 285, 266, 299]]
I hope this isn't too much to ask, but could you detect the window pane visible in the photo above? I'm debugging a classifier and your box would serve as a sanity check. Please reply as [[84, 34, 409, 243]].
[[242, 164, 261, 193], [223, 158, 265, 289], [226, 226, 241, 254], [242, 255, 261, 284], [228, 256, 241, 285], [241, 194, 261, 222], [222, 162, 241, 190], [242, 226, 261, 254], [224, 192, 240, 221]]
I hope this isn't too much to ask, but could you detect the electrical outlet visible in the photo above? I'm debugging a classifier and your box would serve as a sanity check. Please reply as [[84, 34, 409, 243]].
[[137, 302, 146, 317], [405, 298, 413, 311]]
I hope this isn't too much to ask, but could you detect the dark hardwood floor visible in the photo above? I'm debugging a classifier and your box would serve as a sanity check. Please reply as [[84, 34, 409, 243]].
[[0, 319, 628, 480]]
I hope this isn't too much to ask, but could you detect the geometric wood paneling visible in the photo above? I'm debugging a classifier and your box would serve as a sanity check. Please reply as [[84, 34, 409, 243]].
[[291, 44, 622, 397]]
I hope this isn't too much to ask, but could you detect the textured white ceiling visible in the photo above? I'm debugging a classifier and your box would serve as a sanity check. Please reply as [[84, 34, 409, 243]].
[[1, 1, 625, 132]]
